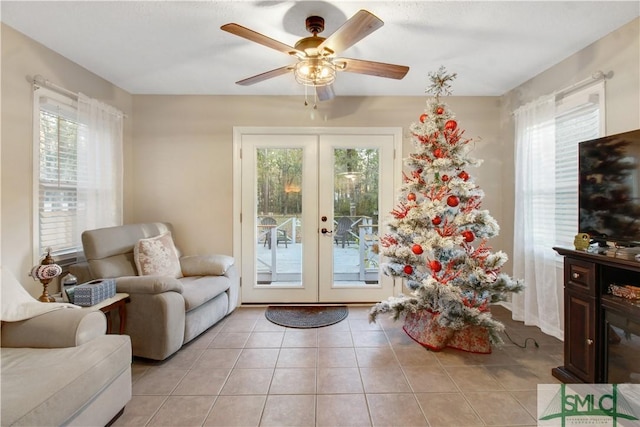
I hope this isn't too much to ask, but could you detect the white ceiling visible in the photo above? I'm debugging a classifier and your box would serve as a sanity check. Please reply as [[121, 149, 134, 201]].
[[1, 1, 638, 97]]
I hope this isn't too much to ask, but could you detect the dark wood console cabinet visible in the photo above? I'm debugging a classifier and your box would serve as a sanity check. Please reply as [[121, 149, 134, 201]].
[[553, 247, 640, 383]]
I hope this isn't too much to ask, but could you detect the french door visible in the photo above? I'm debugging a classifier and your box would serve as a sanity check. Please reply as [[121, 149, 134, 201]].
[[234, 127, 401, 303]]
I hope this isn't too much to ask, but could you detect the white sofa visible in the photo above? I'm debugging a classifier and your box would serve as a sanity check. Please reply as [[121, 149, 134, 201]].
[[70, 222, 239, 361], [1, 309, 131, 426]]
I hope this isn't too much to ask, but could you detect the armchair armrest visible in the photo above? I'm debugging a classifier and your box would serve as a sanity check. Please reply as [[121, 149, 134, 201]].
[[180, 254, 235, 276], [116, 276, 183, 294], [1, 309, 106, 348]]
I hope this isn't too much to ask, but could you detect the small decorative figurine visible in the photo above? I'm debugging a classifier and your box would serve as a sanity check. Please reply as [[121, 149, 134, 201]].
[[574, 233, 591, 251]]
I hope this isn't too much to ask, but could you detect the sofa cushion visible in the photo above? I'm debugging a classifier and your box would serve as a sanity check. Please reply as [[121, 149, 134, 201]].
[[134, 232, 183, 278], [82, 223, 174, 278], [1, 335, 131, 426], [83, 223, 173, 260], [180, 276, 231, 311], [90, 253, 138, 278]]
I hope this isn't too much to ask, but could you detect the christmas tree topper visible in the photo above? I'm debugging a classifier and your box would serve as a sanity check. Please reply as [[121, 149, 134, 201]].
[[426, 66, 458, 99]]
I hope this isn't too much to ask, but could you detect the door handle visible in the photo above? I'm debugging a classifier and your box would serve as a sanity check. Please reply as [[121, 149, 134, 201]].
[[321, 228, 333, 234]]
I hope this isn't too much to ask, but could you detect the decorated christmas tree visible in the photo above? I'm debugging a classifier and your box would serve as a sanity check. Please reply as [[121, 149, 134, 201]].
[[369, 67, 523, 353]]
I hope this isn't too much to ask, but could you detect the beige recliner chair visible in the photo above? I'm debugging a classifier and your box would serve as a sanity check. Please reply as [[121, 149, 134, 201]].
[[1, 268, 132, 426], [70, 222, 239, 361]]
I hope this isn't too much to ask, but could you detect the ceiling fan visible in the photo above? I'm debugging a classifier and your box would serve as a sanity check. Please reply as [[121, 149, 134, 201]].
[[221, 9, 410, 102]]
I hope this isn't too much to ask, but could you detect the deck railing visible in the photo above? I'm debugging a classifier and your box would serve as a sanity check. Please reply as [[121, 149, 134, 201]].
[[256, 215, 379, 283]]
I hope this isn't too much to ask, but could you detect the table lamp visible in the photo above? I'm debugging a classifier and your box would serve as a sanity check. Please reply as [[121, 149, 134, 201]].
[[29, 249, 62, 302]]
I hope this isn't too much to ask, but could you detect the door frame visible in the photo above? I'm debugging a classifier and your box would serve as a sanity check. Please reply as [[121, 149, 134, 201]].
[[232, 126, 403, 304]]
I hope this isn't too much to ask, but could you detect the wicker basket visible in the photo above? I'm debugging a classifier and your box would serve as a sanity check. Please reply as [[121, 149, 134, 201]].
[[609, 284, 640, 300]]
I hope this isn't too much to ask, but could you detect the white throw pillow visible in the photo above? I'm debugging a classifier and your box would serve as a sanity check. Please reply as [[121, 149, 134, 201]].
[[134, 232, 183, 278]]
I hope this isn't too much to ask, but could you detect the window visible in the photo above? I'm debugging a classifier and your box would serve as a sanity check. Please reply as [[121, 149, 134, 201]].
[[514, 81, 605, 253], [554, 85, 604, 247], [512, 80, 605, 339], [33, 89, 80, 260], [33, 87, 124, 264]]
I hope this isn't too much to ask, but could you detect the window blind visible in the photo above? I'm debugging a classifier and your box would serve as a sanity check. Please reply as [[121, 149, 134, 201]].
[[554, 85, 604, 247], [37, 99, 80, 256], [554, 99, 601, 247]]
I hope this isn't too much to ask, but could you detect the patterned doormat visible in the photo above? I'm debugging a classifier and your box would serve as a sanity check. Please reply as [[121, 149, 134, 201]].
[[265, 305, 349, 328]]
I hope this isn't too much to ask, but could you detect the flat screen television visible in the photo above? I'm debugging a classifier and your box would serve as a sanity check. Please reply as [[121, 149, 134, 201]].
[[579, 129, 640, 247]]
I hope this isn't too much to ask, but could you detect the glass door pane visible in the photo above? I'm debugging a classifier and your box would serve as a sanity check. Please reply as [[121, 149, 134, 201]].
[[256, 147, 303, 285], [318, 133, 397, 303], [333, 148, 380, 285], [240, 134, 319, 303]]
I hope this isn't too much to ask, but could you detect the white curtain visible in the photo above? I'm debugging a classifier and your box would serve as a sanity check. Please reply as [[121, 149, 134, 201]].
[[512, 93, 564, 340], [76, 94, 124, 242]]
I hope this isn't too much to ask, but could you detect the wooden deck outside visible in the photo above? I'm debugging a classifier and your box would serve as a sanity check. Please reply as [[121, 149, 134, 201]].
[[256, 221, 380, 284]]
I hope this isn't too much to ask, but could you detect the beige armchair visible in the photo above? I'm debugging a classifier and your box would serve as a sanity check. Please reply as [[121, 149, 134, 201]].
[[1, 266, 131, 426], [70, 222, 239, 361]]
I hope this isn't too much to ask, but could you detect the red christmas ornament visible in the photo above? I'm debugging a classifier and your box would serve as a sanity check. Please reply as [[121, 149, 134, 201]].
[[403, 265, 414, 275], [445, 120, 458, 131], [458, 171, 469, 181], [429, 260, 442, 272], [441, 175, 449, 182], [432, 216, 442, 225], [462, 230, 475, 242], [419, 113, 428, 123], [407, 192, 416, 201], [412, 244, 424, 255], [436, 106, 444, 114], [434, 148, 444, 158], [447, 195, 460, 207]]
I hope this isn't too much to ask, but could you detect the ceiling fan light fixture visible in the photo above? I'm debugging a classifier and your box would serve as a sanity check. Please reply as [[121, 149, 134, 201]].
[[294, 58, 336, 87], [222, 9, 408, 100]]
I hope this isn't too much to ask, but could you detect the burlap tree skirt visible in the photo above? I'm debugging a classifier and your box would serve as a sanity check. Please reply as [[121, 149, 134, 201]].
[[403, 310, 492, 354]]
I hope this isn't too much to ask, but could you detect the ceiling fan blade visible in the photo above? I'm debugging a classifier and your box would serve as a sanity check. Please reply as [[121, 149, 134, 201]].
[[236, 65, 293, 86], [337, 58, 409, 80], [316, 84, 335, 101], [221, 23, 304, 57], [317, 10, 383, 56]]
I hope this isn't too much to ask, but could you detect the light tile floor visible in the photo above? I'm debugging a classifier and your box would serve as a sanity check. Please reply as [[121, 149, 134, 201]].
[[113, 305, 563, 426]]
